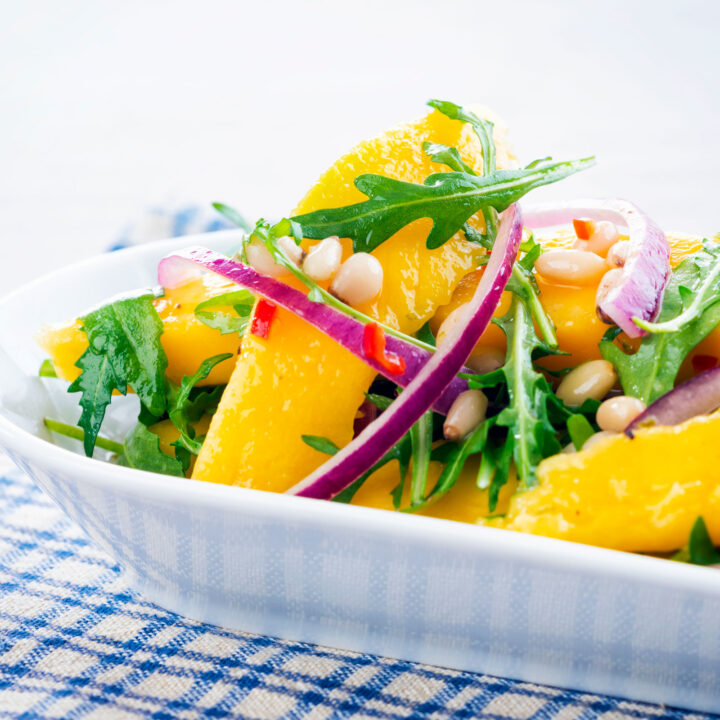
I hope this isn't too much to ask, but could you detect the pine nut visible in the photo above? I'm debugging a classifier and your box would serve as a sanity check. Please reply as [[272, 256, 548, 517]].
[[467, 348, 505, 374], [535, 249, 607, 285], [606, 240, 630, 268], [556, 359, 618, 407], [245, 236, 302, 277], [582, 430, 619, 452], [585, 221, 619, 257], [443, 389, 488, 441], [302, 236, 343, 282], [330, 253, 383, 306], [596, 268, 624, 322], [596, 395, 646, 432], [436, 304, 470, 349]]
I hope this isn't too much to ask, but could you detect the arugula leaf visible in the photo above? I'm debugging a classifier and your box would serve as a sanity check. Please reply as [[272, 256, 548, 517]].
[[44, 417, 124, 455], [415, 322, 436, 348], [671, 517, 720, 566], [567, 414, 595, 450], [39, 359, 57, 378], [487, 296, 561, 489], [407, 411, 433, 508], [167, 353, 234, 455], [301, 435, 340, 455], [428, 99, 496, 174], [44, 417, 184, 477], [118, 422, 185, 477], [422, 141, 476, 174], [194, 290, 255, 335], [634, 244, 720, 334], [290, 158, 594, 254], [212, 202, 253, 232], [68, 293, 168, 456], [335, 435, 411, 505], [600, 247, 720, 403]]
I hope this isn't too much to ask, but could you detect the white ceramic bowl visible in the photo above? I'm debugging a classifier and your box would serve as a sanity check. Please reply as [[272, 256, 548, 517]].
[[1, 233, 719, 713]]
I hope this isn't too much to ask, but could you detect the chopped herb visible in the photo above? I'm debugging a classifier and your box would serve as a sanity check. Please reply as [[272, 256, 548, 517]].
[[39, 359, 57, 378], [671, 517, 720, 566], [567, 414, 595, 450], [68, 293, 168, 456], [301, 435, 340, 455], [194, 290, 255, 335]]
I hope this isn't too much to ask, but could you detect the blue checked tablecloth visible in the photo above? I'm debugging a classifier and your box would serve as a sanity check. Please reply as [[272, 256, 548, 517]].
[[1, 206, 717, 719]]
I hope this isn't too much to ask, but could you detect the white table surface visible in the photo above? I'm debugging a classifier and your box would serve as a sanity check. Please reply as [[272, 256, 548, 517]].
[[1, 0, 718, 295]]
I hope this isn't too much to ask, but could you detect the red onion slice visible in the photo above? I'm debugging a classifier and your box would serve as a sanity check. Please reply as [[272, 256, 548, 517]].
[[625, 367, 720, 437], [287, 205, 522, 500], [158, 248, 469, 415], [523, 199, 670, 338]]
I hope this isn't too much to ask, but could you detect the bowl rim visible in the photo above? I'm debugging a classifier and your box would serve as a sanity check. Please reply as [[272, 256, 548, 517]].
[[2, 231, 719, 595]]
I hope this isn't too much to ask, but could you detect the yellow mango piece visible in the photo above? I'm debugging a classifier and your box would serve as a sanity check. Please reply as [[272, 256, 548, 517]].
[[37, 273, 241, 387], [351, 457, 518, 520], [432, 231, 715, 372], [490, 413, 720, 552], [193, 108, 517, 491]]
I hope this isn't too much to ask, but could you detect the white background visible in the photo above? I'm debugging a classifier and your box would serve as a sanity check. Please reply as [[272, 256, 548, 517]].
[[1, 0, 718, 294]]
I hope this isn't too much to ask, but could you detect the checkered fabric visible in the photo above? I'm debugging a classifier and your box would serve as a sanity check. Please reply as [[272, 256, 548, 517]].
[[0, 458, 715, 719]]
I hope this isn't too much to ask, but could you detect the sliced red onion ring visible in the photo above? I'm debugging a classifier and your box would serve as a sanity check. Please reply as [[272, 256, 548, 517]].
[[158, 248, 468, 415], [523, 199, 670, 338], [625, 367, 720, 437], [287, 204, 522, 500]]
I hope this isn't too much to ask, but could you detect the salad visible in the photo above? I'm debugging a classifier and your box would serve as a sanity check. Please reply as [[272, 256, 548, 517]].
[[37, 100, 720, 565]]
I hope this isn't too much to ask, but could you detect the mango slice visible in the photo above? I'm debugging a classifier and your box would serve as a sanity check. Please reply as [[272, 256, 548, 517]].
[[489, 413, 720, 552], [432, 231, 716, 373], [37, 273, 241, 387], [192, 108, 516, 491]]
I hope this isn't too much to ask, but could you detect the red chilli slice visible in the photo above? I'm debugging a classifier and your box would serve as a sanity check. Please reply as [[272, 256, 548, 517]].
[[250, 299, 276, 339], [572, 218, 595, 241], [286, 204, 523, 500], [692, 354, 717, 375], [362, 322, 406, 376]]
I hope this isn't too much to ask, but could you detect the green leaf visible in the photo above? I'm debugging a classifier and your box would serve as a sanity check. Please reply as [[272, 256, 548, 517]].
[[415, 322, 436, 348], [567, 414, 595, 450], [301, 435, 340, 455], [290, 158, 595, 253], [428, 99, 496, 174], [600, 247, 720, 403], [671, 517, 720, 566], [194, 290, 255, 335], [212, 202, 253, 232], [408, 411, 433, 508], [365, 393, 394, 410], [334, 435, 411, 505], [39, 359, 57, 378], [118, 422, 185, 477], [422, 141, 477, 174], [493, 296, 561, 489], [68, 293, 168, 456], [167, 353, 234, 455], [43, 417, 124, 455]]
